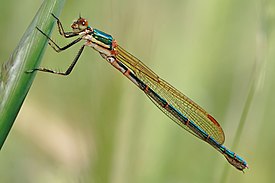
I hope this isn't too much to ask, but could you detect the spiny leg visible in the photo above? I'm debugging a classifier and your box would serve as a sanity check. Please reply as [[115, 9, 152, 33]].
[[51, 13, 78, 38], [36, 26, 82, 52], [28, 45, 85, 76]]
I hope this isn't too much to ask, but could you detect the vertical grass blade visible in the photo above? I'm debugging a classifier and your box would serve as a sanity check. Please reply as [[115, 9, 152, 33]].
[[220, 0, 268, 180], [0, 0, 65, 149]]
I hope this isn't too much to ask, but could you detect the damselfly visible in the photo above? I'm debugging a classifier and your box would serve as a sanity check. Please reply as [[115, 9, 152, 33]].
[[28, 13, 248, 171]]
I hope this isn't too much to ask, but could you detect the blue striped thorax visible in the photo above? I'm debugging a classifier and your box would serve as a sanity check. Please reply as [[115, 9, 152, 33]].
[[93, 29, 114, 50]]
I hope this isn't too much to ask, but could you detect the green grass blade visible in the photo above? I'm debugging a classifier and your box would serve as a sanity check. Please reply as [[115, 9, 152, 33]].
[[0, 0, 65, 149]]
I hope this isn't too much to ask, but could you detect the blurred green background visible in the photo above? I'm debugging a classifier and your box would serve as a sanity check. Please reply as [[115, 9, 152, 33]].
[[0, 0, 275, 182]]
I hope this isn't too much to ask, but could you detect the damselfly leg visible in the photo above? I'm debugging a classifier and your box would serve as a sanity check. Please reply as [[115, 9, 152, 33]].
[[31, 44, 85, 76], [51, 13, 79, 38], [36, 27, 82, 52], [27, 15, 85, 76]]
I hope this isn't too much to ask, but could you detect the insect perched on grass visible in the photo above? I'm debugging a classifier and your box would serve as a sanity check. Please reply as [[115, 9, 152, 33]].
[[28, 13, 248, 171]]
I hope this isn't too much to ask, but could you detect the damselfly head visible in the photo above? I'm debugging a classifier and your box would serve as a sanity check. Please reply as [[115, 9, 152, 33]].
[[71, 17, 91, 33]]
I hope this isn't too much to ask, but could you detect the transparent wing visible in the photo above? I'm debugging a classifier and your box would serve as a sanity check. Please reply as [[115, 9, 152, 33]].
[[116, 45, 225, 144]]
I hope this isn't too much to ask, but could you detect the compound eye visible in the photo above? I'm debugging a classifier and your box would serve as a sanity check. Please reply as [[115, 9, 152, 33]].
[[78, 18, 88, 29]]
